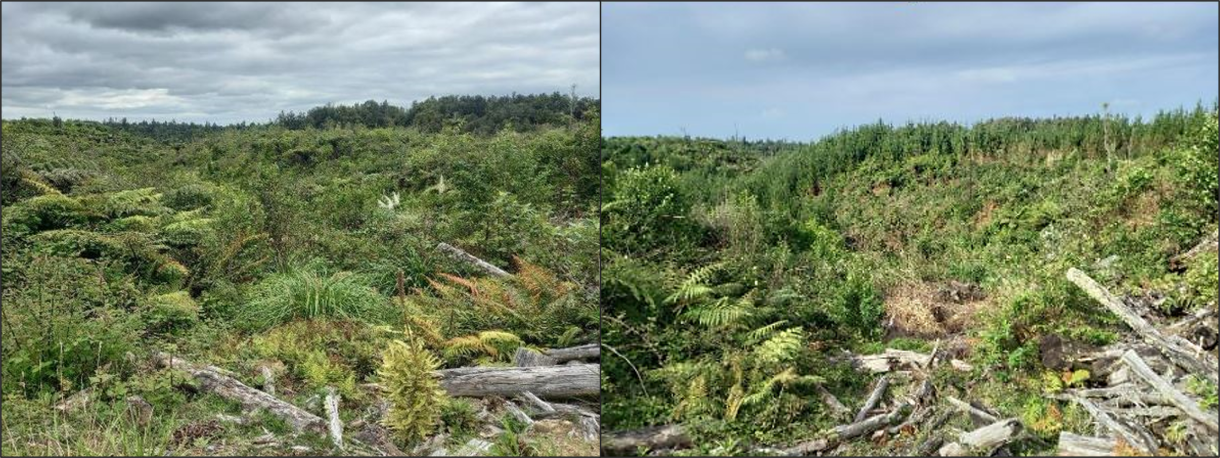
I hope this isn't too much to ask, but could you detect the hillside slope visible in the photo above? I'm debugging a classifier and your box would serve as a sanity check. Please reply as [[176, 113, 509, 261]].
[[601, 105, 1218, 456]]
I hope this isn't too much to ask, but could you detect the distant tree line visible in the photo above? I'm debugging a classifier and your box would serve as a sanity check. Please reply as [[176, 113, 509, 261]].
[[13, 92, 597, 142], [274, 92, 598, 134]]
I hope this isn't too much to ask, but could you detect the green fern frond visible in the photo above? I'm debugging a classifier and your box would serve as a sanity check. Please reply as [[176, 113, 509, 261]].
[[747, 320, 791, 343], [755, 328, 805, 364], [684, 297, 753, 328]]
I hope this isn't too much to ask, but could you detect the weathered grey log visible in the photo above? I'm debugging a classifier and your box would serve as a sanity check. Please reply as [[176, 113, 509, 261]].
[[1057, 393, 1157, 454], [325, 387, 343, 449], [1170, 229, 1219, 268], [1067, 267, 1219, 382], [260, 365, 276, 396], [1055, 432, 1116, 456], [938, 418, 1021, 456], [513, 347, 558, 367], [436, 242, 510, 277], [437, 364, 598, 399], [945, 396, 999, 426], [514, 344, 599, 367], [1067, 383, 1169, 406], [842, 349, 935, 373], [518, 391, 555, 414], [916, 437, 944, 456], [152, 352, 327, 434], [815, 384, 852, 418], [543, 344, 599, 362], [601, 424, 691, 456], [1121, 349, 1219, 432], [529, 401, 597, 420], [855, 375, 891, 422], [889, 404, 936, 435], [504, 400, 534, 427], [912, 379, 936, 406], [782, 407, 908, 455]]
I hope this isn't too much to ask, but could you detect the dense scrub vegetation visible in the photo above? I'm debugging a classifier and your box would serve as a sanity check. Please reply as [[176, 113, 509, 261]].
[[601, 103, 1219, 454], [1, 96, 600, 455]]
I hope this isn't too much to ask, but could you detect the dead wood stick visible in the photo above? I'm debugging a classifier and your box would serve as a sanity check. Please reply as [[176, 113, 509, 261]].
[[855, 375, 891, 422], [152, 352, 326, 435], [325, 387, 343, 449], [815, 384, 852, 418], [945, 396, 999, 426], [504, 400, 534, 427], [518, 391, 555, 414], [1056, 432, 1116, 456], [601, 424, 691, 456], [1056, 393, 1157, 454], [542, 344, 599, 362], [782, 407, 908, 455], [513, 347, 558, 367], [1170, 229, 1219, 268], [938, 418, 1021, 456], [1067, 267, 1218, 382], [436, 242, 510, 277], [1121, 349, 1219, 432]]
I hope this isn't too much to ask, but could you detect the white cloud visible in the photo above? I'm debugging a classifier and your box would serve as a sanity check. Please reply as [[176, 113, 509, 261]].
[[744, 48, 785, 62]]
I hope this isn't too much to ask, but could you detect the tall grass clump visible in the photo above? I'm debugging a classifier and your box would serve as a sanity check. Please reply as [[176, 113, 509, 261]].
[[239, 268, 392, 331]]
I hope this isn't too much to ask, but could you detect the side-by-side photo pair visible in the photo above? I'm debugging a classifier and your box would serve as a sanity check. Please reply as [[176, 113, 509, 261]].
[[1, 2, 1216, 457]]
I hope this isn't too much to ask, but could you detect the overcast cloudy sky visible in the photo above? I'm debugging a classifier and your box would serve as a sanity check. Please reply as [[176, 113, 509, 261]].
[[604, 2, 1219, 140], [1, 2, 599, 124]]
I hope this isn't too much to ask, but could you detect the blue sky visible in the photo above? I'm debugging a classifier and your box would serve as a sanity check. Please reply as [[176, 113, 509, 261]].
[[603, 2, 1219, 140]]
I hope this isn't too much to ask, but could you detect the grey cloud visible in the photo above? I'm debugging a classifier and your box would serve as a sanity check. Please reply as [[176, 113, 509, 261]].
[[2, 2, 599, 123]]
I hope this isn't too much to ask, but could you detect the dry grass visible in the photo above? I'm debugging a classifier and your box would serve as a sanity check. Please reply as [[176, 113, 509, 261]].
[[884, 281, 992, 338]]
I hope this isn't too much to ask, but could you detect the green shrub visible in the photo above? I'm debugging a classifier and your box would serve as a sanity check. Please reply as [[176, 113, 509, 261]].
[[378, 337, 446, 445], [0, 256, 141, 395], [603, 165, 696, 256], [143, 291, 200, 334], [829, 273, 883, 339], [161, 183, 215, 211]]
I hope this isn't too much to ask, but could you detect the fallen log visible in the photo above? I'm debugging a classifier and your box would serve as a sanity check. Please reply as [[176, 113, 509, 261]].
[[1055, 393, 1156, 454], [1121, 349, 1219, 432], [543, 344, 599, 362], [1067, 383, 1169, 406], [1169, 229, 1218, 269], [945, 396, 999, 426], [325, 387, 343, 449], [842, 349, 933, 373], [815, 384, 852, 419], [855, 375, 891, 422], [513, 347, 558, 367], [938, 418, 1021, 456], [504, 400, 534, 427], [1067, 268, 1218, 382], [436, 242, 510, 277], [152, 352, 327, 435], [601, 424, 691, 456], [518, 391, 555, 415], [437, 364, 599, 399], [1055, 432, 1116, 456], [514, 344, 600, 367], [782, 407, 908, 455]]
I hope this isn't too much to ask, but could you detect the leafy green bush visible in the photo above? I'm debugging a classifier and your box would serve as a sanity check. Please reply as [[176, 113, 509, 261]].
[[143, 291, 200, 334], [378, 337, 446, 445], [0, 256, 141, 395], [603, 165, 696, 256]]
